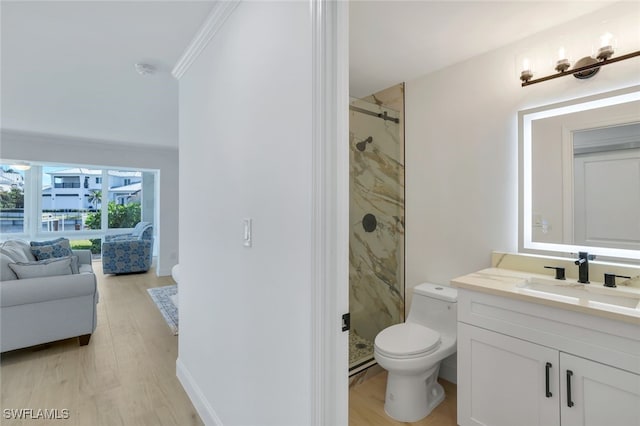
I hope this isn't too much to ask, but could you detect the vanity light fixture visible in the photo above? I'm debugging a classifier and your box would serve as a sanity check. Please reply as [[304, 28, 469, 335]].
[[520, 32, 640, 87]]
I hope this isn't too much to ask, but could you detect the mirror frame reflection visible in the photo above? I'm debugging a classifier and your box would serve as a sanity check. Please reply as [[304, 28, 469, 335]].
[[518, 85, 640, 263]]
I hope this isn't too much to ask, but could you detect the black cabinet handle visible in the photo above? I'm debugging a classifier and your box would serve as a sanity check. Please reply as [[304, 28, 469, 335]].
[[545, 362, 553, 397], [566, 370, 574, 407]]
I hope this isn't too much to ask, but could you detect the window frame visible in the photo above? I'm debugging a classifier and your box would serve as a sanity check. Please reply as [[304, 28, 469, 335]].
[[0, 162, 157, 244]]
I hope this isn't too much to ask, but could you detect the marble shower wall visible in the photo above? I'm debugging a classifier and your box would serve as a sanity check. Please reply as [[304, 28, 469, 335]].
[[349, 95, 405, 345]]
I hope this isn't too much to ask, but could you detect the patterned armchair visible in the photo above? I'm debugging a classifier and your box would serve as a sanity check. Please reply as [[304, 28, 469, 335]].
[[102, 222, 154, 274]]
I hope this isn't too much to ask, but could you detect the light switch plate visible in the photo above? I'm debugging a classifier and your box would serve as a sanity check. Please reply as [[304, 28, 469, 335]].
[[243, 218, 252, 247]]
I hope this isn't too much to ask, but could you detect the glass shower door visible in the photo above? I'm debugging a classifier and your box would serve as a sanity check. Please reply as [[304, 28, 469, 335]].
[[349, 96, 405, 373]]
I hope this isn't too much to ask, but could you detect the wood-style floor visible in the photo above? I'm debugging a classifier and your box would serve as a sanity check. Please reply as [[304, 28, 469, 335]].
[[1, 260, 456, 426], [350, 372, 457, 426], [0, 261, 202, 426]]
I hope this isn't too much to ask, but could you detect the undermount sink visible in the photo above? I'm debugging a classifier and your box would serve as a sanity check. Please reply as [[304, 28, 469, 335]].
[[517, 277, 640, 310]]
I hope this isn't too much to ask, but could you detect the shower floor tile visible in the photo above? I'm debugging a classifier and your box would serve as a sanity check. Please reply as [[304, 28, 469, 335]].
[[349, 331, 374, 370]]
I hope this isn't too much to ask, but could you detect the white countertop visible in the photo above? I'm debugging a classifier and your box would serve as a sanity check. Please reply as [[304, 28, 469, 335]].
[[451, 267, 640, 325]]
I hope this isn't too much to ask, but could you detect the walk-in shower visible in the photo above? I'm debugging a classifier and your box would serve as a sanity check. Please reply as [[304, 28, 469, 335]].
[[349, 93, 405, 375]]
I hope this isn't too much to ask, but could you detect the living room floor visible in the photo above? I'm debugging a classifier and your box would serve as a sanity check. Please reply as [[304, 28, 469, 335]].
[[0, 261, 202, 426]]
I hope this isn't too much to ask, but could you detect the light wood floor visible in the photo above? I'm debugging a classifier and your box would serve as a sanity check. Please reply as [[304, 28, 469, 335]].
[[2, 261, 456, 426], [350, 372, 457, 426], [0, 261, 202, 426]]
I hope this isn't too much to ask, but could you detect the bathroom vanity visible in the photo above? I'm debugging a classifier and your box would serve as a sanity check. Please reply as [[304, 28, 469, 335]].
[[452, 258, 640, 426]]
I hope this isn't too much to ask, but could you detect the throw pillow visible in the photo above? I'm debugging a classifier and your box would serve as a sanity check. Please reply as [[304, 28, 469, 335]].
[[0, 253, 19, 281], [30, 237, 66, 247], [30, 238, 72, 260], [0, 240, 37, 263], [69, 255, 80, 274], [8, 257, 73, 279]]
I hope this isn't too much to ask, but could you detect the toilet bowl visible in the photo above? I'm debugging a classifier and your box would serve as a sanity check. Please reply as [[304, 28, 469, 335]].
[[374, 283, 457, 422]]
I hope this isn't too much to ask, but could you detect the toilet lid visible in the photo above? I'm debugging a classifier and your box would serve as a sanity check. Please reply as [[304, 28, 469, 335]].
[[374, 323, 441, 357]]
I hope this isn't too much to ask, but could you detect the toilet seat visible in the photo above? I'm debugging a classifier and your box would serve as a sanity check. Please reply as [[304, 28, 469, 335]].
[[374, 322, 441, 359]]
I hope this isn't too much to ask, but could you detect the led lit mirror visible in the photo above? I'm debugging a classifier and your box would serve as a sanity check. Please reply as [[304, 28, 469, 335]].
[[519, 85, 640, 262]]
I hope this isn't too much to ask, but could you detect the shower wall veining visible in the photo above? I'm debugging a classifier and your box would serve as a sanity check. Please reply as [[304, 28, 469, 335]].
[[349, 83, 405, 371]]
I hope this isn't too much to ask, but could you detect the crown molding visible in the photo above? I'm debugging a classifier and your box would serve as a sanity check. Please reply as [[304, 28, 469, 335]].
[[171, 0, 241, 80]]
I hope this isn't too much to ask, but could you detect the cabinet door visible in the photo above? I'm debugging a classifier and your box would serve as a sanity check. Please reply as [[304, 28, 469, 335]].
[[560, 352, 640, 426], [458, 323, 560, 426]]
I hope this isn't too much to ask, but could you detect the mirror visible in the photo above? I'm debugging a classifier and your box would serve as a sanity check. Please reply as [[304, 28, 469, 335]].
[[519, 85, 640, 262]]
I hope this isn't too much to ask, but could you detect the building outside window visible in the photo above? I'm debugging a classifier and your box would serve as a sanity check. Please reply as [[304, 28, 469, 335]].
[[0, 165, 26, 235], [0, 162, 156, 256]]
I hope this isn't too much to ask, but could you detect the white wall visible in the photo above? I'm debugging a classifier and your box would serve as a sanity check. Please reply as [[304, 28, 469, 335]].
[[0, 130, 179, 276], [177, 2, 315, 425], [405, 2, 640, 299]]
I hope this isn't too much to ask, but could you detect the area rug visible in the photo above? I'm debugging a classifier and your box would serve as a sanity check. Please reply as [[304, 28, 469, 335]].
[[147, 285, 178, 335]]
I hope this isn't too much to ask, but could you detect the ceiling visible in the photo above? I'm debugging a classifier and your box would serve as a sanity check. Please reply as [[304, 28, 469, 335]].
[[1, 1, 617, 148], [349, 1, 616, 97], [1, 1, 215, 148]]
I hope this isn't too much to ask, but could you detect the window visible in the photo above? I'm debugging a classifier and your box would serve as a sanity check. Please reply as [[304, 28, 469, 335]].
[[42, 166, 101, 233], [53, 176, 80, 188], [108, 170, 142, 228], [1, 162, 156, 257], [0, 165, 26, 235]]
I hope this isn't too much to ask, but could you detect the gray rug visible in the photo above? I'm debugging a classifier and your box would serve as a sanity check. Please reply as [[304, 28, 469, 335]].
[[147, 285, 178, 335]]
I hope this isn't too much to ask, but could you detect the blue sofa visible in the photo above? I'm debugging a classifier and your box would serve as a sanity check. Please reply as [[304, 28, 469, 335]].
[[101, 222, 154, 274]]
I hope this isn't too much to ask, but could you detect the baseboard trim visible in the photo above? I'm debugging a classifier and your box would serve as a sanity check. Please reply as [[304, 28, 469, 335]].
[[156, 266, 172, 277], [176, 357, 224, 426]]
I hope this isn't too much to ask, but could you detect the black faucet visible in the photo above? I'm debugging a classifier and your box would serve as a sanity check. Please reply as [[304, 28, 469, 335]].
[[574, 252, 595, 284]]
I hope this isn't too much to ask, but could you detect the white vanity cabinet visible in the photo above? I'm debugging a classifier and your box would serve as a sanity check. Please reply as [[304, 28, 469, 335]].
[[458, 323, 560, 426], [559, 352, 640, 426], [456, 288, 640, 426]]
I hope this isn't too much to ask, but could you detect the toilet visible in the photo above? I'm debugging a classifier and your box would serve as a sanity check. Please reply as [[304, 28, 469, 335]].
[[374, 282, 458, 422]]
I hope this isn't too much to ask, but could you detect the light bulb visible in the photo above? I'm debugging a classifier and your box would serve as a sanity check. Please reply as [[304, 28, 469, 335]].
[[520, 58, 533, 83], [596, 32, 615, 60], [600, 32, 613, 48], [555, 47, 570, 72], [558, 47, 566, 60]]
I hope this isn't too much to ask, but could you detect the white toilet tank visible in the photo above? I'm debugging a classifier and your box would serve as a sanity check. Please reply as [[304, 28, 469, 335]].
[[406, 283, 457, 335]]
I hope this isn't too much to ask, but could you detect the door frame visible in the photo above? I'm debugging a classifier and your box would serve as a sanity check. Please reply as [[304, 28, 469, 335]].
[[310, 0, 350, 424]]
